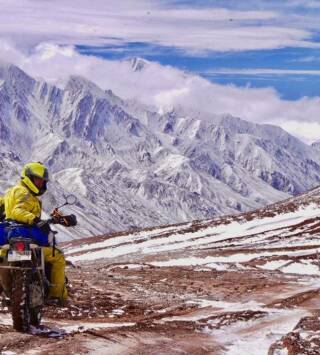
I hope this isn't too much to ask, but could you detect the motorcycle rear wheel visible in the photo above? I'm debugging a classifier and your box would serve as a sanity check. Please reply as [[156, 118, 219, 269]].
[[11, 269, 31, 332]]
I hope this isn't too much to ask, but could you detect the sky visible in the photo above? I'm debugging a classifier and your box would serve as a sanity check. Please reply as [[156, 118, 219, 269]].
[[0, 0, 320, 143]]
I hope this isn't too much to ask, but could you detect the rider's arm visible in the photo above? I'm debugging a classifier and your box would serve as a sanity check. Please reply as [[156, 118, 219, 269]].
[[10, 190, 39, 225]]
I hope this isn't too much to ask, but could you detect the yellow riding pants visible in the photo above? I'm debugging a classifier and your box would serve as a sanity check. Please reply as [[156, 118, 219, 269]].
[[0, 248, 6, 258], [43, 247, 68, 301]]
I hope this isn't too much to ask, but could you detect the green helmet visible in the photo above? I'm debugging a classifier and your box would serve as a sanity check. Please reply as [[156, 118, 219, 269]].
[[21, 162, 49, 196]]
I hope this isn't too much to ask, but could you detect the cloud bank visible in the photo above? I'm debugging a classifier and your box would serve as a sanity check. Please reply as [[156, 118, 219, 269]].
[[1, 40, 319, 144]]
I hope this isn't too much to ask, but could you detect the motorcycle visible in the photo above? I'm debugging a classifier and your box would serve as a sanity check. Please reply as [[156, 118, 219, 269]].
[[0, 194, 77, 332]]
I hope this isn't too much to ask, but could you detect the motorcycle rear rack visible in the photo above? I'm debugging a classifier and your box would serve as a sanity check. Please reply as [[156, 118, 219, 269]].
[[0, 245, 45, 271], [0, 265, 44, 270]]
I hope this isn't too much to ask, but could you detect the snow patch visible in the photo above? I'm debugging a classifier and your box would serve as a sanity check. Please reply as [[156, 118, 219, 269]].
[[67, 204, 320, 263], [258, 260, 290, 271], [54, 168, 87, 196], [57, 321, 136, 333], [280, 261, 320, 275]]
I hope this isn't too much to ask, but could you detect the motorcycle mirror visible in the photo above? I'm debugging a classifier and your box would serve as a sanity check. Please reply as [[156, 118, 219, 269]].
[[65, 194, 77, 205]]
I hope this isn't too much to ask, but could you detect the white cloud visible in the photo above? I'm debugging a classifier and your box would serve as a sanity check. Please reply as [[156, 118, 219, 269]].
[[2, 40, 319, 144], [0, 0, 318, 53], [281, 121, 320, 143], [0, 40, 25, 64], [292, 56, 320, 63]]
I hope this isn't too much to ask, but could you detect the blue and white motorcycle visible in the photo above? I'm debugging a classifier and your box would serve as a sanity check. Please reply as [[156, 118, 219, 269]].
[[0, 195, 77, 332]]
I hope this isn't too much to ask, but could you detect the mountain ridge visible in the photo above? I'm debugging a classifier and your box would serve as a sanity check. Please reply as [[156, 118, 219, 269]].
[[0, 63, 320, 239]]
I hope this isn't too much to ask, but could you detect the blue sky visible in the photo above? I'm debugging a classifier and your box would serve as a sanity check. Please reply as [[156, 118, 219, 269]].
[[0, 0, 320, 142], [78, 44, 320, 100], [74, 0, 320, 101]]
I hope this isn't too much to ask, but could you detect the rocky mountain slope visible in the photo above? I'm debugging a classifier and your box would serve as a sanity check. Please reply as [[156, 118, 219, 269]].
[[1, 63, 320, 238]]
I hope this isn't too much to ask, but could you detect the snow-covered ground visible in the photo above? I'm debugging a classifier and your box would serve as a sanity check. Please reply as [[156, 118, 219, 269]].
[[66, 203, 320, 269], [2, 188, 320, 354]]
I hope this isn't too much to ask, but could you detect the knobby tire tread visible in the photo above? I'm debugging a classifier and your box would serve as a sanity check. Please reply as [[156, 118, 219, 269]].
[[11, 269, 30, 332]]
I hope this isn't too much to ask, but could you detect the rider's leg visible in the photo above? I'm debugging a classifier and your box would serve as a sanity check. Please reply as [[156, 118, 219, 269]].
[[43, 247, 67, 301]]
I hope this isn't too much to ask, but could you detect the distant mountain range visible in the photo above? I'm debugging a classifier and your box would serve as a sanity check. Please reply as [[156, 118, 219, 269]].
[[0, 62, 320, 240]]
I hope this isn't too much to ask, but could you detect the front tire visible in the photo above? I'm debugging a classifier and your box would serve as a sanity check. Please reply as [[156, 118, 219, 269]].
[[30, 306, 42, 327]]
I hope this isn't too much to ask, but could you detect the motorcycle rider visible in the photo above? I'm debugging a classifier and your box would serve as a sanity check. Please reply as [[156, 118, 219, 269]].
[[0, 162, 75, 305]]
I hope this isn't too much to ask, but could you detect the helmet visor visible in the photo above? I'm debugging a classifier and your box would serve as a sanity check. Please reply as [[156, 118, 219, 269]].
[[25, 166, 49, 182]]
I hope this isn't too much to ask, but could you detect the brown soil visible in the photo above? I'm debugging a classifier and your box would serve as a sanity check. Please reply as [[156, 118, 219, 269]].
[[2, 190, 320, 354], [0, 259, 319, 354]]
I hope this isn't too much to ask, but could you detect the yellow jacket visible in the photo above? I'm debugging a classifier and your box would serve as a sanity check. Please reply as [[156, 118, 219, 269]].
[[4, 182, 41, 224]]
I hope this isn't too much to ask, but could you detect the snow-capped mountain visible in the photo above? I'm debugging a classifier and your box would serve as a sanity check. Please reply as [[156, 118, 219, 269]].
[[312, 139, 320, 151], [1, 63, 320, 239], [129, 57, 150, 72]]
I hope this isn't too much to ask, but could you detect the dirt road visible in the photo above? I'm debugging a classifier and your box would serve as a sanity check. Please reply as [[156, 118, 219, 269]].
[[1, 256, 320, 354]]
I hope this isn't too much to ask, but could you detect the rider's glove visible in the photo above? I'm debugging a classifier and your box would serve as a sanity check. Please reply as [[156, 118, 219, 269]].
[[52, 214, 77, 227], [63, 214, 77, 227], [35, 218, 51, 235]]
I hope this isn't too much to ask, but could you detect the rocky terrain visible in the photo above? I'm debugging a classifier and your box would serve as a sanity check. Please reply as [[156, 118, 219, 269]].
[[2, 186, 320, 354]]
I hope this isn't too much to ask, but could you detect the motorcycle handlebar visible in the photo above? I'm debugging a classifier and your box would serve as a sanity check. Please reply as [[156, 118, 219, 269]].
[[37, 214, 77, 228], [50, 214, 77, 227]]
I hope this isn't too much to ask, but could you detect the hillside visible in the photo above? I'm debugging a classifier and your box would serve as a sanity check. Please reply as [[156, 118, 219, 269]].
[[1, 187, 320, 353]]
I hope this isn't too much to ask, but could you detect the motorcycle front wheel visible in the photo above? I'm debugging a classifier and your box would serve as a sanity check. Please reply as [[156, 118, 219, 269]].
[[29, 277, 44, 327]]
